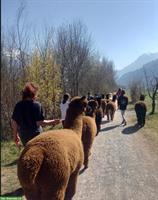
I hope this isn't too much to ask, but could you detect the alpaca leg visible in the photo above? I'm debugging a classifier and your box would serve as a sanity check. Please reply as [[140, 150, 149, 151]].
[[64, 169, 80, 200], [107, 111, 110, 121], [111, 111, 115, 121], [140, 114, 143, 126], [38, 163, 70, 200], [96, 123, 100, 135], [136, 111, 141, 125], [41, 187, 66, 200], [142, 112, 146, 126], [39, 175, 69, 200], [83, 148, 90, 169], [110, 111, 113, 121], [97, 124, 101, 134], [140, 112, 145, 127], [96, 130, 99, 136], [24, 183, 67, 200], [23, 187, 40, 200], [103, 109, 105, 117]]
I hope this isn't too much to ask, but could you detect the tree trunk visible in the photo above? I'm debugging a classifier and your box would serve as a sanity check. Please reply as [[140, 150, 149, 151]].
[[150, 94, 156, 115]]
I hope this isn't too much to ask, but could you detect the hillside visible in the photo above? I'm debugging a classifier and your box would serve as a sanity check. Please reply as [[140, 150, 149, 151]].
[[117, 59, 158, 87], [117, 53, 158, 79]]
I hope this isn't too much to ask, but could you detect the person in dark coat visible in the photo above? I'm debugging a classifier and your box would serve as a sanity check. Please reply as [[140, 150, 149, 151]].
[[11, 82, 60, 146], [118, 90, 128, 126]]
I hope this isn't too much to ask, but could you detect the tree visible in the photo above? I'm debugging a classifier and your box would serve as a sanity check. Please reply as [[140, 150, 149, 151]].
[[29, 27, 61, 118], [144, 67, 158, 114], [79, 55, 117, 96], [1, 30, 22, 140], [1, 2, 31, 140], [15, 1, 30, 84], [56, 21, 92, 96], [101, 58, 117, 93], [129, 80, 145, 104]]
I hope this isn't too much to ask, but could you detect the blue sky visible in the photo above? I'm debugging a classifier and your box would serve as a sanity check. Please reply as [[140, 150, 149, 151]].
[[2, 0, 158, 70]]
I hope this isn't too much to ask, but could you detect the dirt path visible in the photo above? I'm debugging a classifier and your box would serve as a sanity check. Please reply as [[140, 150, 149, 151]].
[[1, 110, 158, 200], [74, 110, 158, 200]]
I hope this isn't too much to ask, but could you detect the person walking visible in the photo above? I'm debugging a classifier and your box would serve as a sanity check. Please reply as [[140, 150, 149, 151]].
[[11, 82, 60, 146], [87, 92, 93, 101], [118, 89, 128, 126], [116, 88, 122, 99], [60, 93, 70, 127], [116, 88, 122, 109]]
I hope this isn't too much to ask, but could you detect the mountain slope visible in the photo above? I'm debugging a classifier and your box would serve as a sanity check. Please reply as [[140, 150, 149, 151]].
[[117, 53, 158, 79], [117, 59, 158, 86]]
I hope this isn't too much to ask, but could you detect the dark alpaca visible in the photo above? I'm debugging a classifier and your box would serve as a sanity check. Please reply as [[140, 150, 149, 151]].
[[135, 95, 147, 127], [95, 97, 103, 135]]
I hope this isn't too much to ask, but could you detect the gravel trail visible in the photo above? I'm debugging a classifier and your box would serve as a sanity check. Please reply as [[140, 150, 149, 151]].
[[73, 110, 158, 200]]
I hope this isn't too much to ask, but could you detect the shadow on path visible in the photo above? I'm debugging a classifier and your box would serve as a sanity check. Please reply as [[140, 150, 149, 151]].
[[101, 120, 110, 125], [101, 125, 119, 132], [2, 188, 24, 197], [122, 124, 141, 135]]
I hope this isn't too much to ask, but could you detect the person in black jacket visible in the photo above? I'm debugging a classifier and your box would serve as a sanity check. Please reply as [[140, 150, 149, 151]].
[[118, 90, 128, 126], [11, 82, 60, 146]]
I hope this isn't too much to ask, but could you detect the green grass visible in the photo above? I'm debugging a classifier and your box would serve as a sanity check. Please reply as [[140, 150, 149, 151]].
[[127, 93, 158, 131], [143, 112, 158, 146], [127, 102, 134, 111], [1, 142, 22, 195], [1, 123, 63, 166], [128, 97, 158, 145], [43, 122, 63, 131], [146, 112, 158, 130], [1, 123, 63, 196], [1, 141, 21, 166]]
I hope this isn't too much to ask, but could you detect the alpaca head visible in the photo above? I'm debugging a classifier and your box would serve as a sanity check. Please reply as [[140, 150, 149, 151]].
[[96, 97, 102, 108], [68, 96, 88, 115], [64, 96, 88, 130], [86, 99, 98, 113], [140, 94, 145, 101], [88, 99, 98, 109], [112, 94, 117, 102]]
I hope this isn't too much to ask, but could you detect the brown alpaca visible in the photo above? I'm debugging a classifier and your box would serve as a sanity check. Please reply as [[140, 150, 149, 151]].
[[17, 96, 87, 200], [101, 99, 107, 117], [95, 97, 103, 135], [106, 101, 116, 121], [82, 100, 98, 169], [86, 99, 98, 118]]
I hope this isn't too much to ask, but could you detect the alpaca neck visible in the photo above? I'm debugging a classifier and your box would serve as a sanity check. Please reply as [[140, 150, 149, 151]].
[[64, 111, 83, 138], [91, 112, 96, 119], [86, 110, 96, 118]]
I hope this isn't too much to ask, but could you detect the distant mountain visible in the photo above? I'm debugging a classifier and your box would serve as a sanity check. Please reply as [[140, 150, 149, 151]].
[[117, 53, 158, 79], [117, 59, 158, 87]]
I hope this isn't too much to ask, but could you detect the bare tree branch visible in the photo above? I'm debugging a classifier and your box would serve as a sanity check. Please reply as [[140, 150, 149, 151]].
[[143, 66, 158, 114]]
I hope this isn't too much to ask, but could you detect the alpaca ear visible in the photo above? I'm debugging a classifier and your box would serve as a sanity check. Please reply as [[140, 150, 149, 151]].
[[80, 96, 86, 101]]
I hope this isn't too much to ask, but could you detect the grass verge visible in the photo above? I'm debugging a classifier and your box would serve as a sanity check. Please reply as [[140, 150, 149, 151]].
[[1, 123, 63, 197]]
